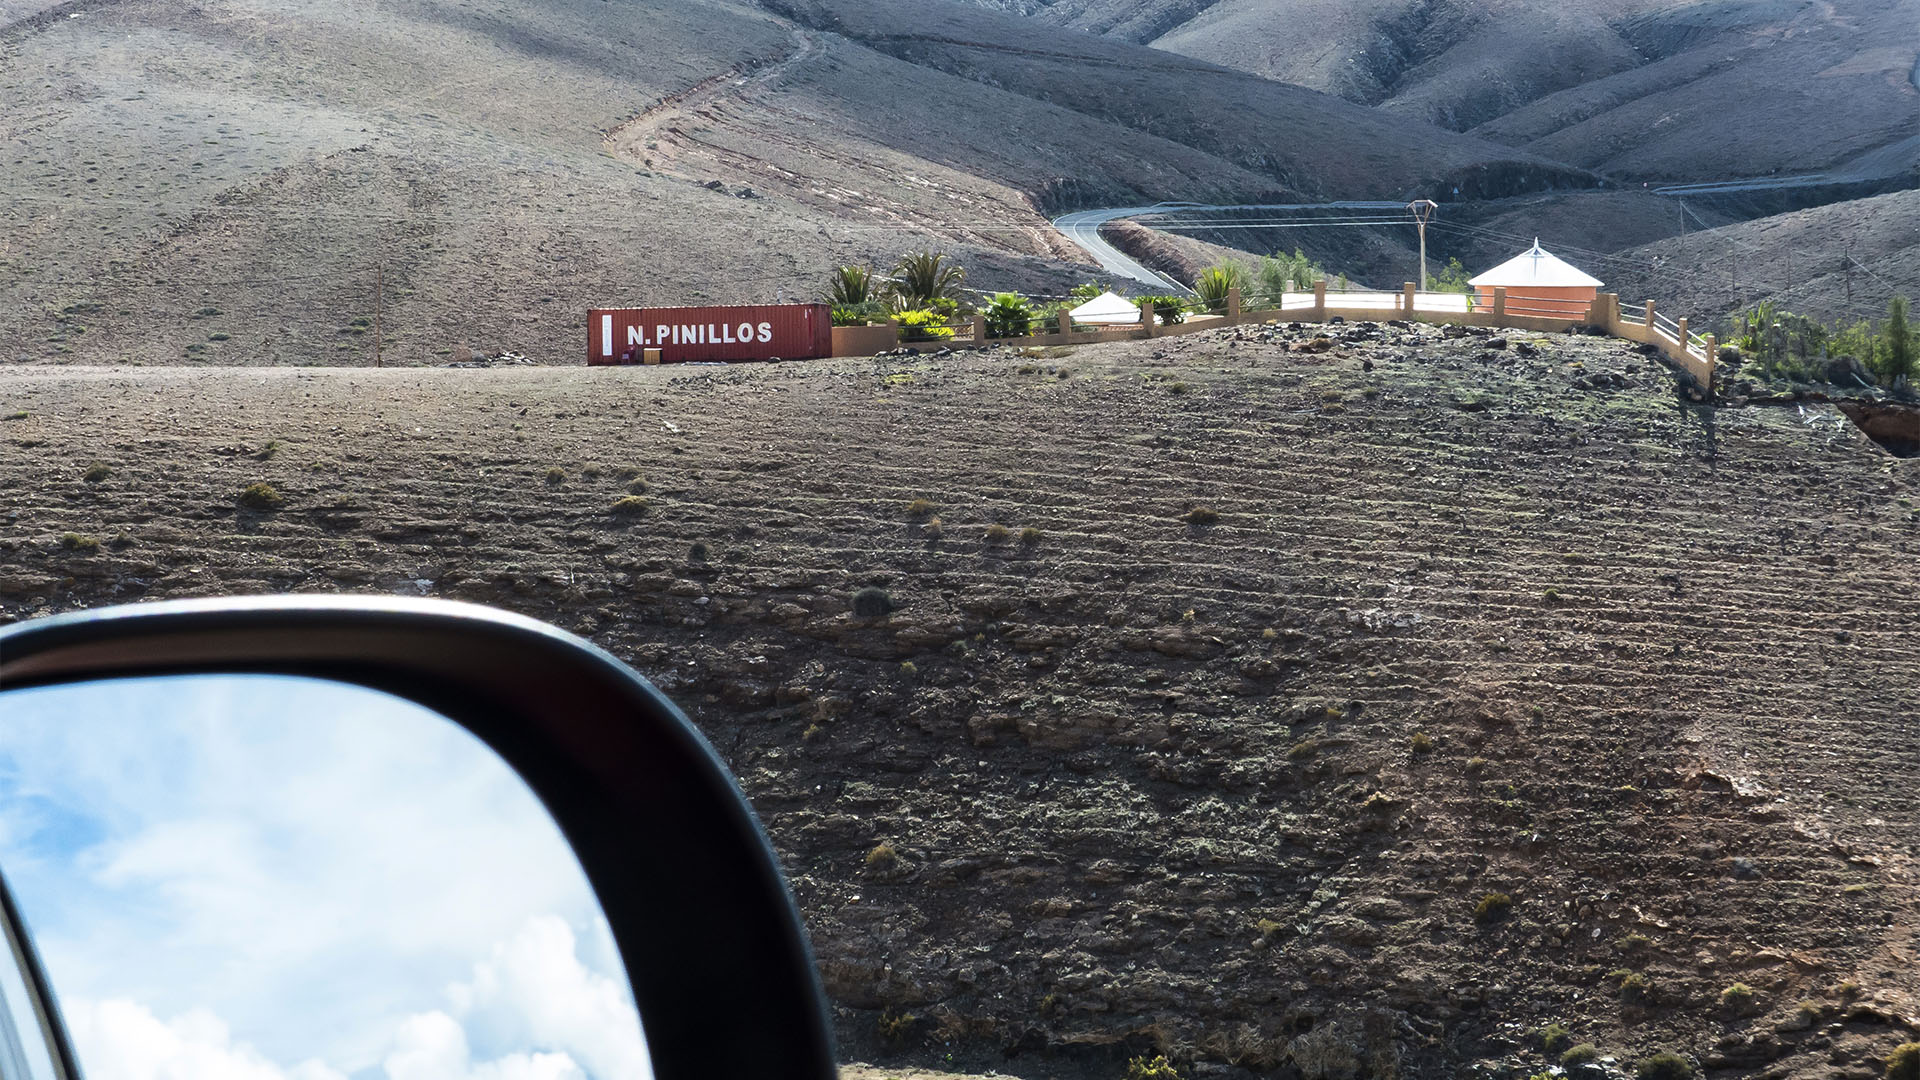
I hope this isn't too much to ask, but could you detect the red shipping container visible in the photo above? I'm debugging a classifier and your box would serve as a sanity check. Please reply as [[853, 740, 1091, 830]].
[[588, 303, 832, 365]]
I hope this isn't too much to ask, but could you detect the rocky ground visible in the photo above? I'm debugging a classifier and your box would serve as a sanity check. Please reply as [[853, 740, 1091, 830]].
[[2, 322, 1918, 1079]]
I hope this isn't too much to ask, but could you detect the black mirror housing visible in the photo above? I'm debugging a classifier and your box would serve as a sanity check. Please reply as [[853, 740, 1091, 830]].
[[0, 595, 837, 1080]]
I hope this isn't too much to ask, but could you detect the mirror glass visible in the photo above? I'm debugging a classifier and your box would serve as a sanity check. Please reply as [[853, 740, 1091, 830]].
[[0, 674, 651, 1080]]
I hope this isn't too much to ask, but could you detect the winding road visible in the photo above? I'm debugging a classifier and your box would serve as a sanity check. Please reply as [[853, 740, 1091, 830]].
[[1052, 201, 1405, 293]]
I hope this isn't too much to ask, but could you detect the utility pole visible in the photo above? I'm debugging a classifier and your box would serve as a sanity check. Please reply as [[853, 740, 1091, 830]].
[[1407, 199, 1437, 290], [374, 262, 383, 368]]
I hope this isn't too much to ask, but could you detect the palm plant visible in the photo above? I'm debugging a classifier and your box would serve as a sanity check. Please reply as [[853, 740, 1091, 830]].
[[1194, 263, 1247, 313], [828, 265, 876, 306], [893, 251, 966, 309]]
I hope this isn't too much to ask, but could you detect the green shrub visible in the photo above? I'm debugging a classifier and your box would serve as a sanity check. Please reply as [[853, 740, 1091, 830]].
[[851, 586, 893, 619], [1474, 892, 1513, 923], [1560, 1043, 1601, 1067], [544, 466, 566, 485], [864, 843, 898, 870], [1635, 1052, 1693, 1080], [876, 1005, 913, 1043], [1432, 257, 1474, 295], [1886, 1042, 1920, 1080], [82, 461, 111, 483], [1833, 319, 1880, 371], [1884, 295, 1913, 385], [1536, 1023, 1572, 1054], [895, 309, 954, 342], [1125, 1055, 1181, 1080], [1019, 526, 1043, 545], [1619, 972, 1652, 1004], [984, 523, 1011, 544], [1410, 732, 1435, 754], [610, 495, 649, 514], [1143, 295, 1188, 325], [238, 482, 284, 510], [906, 498, 937, 517], [983, 292, 1034, 338], [1257, 249, 1320, 302], [688, 541, 709, 563], [59, 532, 100, 552], [1720, 982, 1757, 1014], [1185, 505, 1219, 525]]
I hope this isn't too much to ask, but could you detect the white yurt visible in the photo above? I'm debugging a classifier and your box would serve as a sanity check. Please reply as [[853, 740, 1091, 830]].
[[1068, 291, 1147, 326]]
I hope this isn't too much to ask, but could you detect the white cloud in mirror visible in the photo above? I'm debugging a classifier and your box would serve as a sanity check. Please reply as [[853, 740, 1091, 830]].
[[0, 675, 651, 1080]]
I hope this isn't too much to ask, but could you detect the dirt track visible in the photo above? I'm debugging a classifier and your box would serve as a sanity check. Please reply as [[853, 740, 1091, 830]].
[[2, 326, 1917, 1077]]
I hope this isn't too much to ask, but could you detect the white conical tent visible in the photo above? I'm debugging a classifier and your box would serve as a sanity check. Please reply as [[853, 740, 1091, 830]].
[[1068, 291, 1147, 325], [1470, 239, 1604, 289]]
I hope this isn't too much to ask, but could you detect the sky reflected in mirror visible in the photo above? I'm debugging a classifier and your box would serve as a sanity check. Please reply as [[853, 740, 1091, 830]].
[[0, 674, 650, 1080]]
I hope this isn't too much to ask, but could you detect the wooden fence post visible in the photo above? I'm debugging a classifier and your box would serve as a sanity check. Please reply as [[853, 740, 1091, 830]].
[[972, 312, 986, 343], [1402, 282, 1416, 316], [1644, 300, 1657, 337], [1314, 280, 1327, 320], [1676, 316, 1689, 349], [1227, 287, 1242, 319], [1058, 310, 1072, 336], [1492, 287, 1506, 321], [1140, 300, 1156, 338]]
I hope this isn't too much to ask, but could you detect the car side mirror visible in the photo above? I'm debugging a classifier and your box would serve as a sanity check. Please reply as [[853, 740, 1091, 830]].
[[0, 596, 836, 1080]]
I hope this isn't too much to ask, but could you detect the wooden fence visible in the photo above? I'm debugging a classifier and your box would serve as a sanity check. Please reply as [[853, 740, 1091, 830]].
[[832, 282, 1718, 387]]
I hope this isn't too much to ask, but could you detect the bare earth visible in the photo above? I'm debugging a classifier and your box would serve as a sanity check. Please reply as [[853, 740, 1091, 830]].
[[3, 326, 1917, 1078]]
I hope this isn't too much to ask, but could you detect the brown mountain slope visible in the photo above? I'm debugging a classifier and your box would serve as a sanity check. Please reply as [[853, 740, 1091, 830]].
[[1, 0, 1593, 367], [950, 0, 1920, 182], [3, 336, 1917, 1077], [1606, 188, 1920, 327], [759, 0, 1596, 200], [1473, 0, 1920, 182]]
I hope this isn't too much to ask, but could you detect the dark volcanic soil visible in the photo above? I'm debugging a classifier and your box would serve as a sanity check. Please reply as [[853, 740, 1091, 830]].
[[2, 326, 1918, 1079]]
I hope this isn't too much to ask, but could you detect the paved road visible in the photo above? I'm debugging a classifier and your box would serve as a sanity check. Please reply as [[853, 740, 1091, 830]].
[[1052, 201, 1405, 294]]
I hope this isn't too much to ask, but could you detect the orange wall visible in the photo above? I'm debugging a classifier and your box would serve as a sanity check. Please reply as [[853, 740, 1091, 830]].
[[1475, 285, 1597, 319]]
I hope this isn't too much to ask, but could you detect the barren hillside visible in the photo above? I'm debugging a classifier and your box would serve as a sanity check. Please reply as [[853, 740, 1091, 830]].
[[4, 330, 1917, 1078], [1606, 188, 1920, 327], [955, 0, 1920, 183], [1, 0, 1591, 368]]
